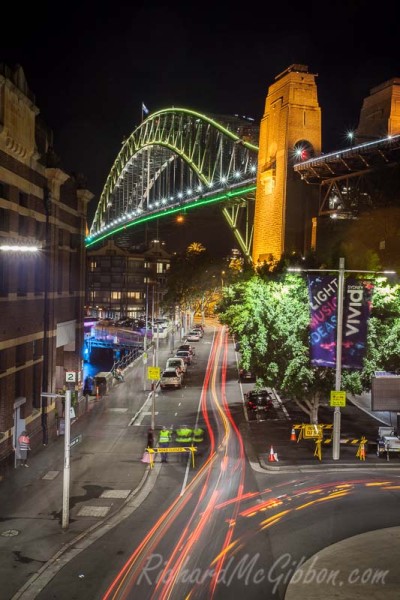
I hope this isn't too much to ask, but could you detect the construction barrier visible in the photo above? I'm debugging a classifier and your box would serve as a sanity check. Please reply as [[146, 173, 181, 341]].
[[146, 446, 197, 468]]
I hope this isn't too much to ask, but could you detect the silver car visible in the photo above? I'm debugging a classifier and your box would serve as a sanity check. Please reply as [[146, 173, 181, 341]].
[[160, 368, 182, 390], [166, 357, 187, 375]]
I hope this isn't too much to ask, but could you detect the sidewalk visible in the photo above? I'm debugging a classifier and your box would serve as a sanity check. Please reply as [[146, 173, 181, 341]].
[[0, 337, 175, 600], [247, 391, 400, 472]]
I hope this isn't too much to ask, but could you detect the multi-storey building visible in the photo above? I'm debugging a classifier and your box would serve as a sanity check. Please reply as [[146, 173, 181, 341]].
[[85, 238, 171, 321], [0, 64, 92, 474]]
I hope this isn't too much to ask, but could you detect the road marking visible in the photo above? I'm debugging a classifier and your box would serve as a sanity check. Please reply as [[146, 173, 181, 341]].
[[77, 506, 111, 518], [100, 490, 131, 499], [134, 411, 159, 426], [42, 471, 59, 480], [273, 388, 290, 420]]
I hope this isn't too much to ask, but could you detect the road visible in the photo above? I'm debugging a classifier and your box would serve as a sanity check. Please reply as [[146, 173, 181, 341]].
[[23, 324, 400, 598]]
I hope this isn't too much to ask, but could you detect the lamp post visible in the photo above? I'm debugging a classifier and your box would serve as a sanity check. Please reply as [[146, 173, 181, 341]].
[[143, 281, 149, 391], [62, 388, 72, 530], [289, 258, 395, 460]]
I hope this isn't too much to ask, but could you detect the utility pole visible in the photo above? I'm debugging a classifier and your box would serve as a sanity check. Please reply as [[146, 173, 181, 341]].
[[332, 258, 345, 460]]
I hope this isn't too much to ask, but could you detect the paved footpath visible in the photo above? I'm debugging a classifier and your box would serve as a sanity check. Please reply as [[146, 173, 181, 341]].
[[0, 337, 176, 600]]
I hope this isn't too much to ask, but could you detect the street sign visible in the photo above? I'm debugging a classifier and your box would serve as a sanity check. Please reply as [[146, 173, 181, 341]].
[[302, 425, 323, 439], [65, 371, 76, 383], [70, 434, 82, 448], [330, 391, 346, 407], [147, 366, 161, 380]]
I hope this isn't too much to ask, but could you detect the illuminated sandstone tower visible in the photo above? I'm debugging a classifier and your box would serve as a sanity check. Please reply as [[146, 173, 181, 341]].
[[253, 65, 322, 264]]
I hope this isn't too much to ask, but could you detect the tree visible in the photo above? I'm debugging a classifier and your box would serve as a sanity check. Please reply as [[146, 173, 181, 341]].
[[163, 243, 229, 321], [216, 271, 400, 423]]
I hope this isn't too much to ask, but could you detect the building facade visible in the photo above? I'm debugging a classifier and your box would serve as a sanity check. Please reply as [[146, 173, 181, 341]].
[[0, 64, 91, 474], [86, 238, 171, 321]]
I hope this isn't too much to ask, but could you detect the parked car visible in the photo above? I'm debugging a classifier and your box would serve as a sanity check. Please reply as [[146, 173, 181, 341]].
[[160, 368, 182, 390], [245, 389, 273, 416], [239, 368, 256, 382], [115, 317, 133, 328], [186, 331, 201, 342], [166, 357, 187, 376], [192, 325, 204, 337], [175, 350, 193, 365], [178, 344, 195, 356]]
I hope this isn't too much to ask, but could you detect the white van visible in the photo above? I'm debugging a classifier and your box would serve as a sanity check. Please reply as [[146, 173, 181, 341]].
[[166, 356, 186, 376]]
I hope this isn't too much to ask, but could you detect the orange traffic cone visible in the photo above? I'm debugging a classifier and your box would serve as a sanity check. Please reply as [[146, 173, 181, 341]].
[[290, 427, 297, 442], [268, 445, 277, 462]]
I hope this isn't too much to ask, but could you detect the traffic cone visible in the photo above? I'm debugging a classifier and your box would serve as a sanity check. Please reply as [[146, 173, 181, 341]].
[[290, 427, 297, 442], [268, 445, 277, 462]]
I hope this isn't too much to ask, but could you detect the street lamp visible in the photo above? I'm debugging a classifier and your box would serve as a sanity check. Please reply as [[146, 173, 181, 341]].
[[289, 258, 395, 460], [347, 131, 355, 148]]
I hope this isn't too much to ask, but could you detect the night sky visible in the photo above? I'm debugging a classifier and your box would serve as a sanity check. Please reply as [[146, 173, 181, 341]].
[[2, 0, 399, 255]]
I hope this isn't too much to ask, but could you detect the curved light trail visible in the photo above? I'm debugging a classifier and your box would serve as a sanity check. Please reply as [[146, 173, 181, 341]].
[[102, 327, 400, 600]]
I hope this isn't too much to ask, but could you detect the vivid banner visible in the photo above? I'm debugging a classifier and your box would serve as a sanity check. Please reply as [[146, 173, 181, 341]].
[[342, 279, 374, 369], [307, 275, 338, 367], [307, 275, 373, 369]]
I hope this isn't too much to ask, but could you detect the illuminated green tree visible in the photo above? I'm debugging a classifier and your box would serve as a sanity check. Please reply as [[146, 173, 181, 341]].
[[217, 272, 400, 423]]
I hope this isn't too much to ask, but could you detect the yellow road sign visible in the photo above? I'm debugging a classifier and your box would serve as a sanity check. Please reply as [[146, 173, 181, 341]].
[[302, 424, 323, 439], [330, 391, 346, 407], [147, 366, 161, 380]]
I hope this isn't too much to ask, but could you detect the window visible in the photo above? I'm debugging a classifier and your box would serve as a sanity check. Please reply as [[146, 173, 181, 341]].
[[90, 259, 97, 271], [33, 339, 42, 360], [157, 262, 164, 273], [15, 370, 24, 398], [111, 291, 121, 300], [19, 192, 29, 207], [16, 344, 26, 367], [127, 291, 141, 299], [34, 257, 44, 294], [35, 220, 44, 240], [17, 262, 28, 296], [0, 255, 8, 296], [0, 208, 9, 232], [18, 214, 29, 237], [0, 349, 7, 373], [0, 181, 9, 200]]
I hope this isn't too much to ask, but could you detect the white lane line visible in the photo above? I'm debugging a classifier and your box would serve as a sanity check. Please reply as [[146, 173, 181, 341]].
[[273, 388, 290, 420]]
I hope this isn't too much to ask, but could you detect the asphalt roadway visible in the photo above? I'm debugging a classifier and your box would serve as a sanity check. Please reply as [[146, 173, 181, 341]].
[[1, 330, 399, 600]]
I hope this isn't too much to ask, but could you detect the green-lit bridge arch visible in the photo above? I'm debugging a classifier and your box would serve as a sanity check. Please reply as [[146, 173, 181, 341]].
[[86, 108, 259, 261]]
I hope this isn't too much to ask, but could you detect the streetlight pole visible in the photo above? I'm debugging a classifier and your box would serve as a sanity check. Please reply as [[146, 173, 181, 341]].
[[151, 284, 156, 431], [62, 388, 72, 530], [332, 257, 345, 460], [143, 281, 149, 391]]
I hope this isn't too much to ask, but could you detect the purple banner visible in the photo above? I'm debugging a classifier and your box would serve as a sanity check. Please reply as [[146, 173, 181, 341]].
[[307, 275, 338, 367], [307, 275, 373, 369], [342, 279, 374, 369]]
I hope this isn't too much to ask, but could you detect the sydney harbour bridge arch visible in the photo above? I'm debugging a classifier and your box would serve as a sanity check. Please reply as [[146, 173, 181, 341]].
[[87, 108, 259, 262]]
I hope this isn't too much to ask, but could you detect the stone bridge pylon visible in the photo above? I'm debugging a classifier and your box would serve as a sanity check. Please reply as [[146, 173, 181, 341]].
[[253, 64, 321, 265]]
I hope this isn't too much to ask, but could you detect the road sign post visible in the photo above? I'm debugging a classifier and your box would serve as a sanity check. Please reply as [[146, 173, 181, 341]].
[[147, 366, 161, 430]]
